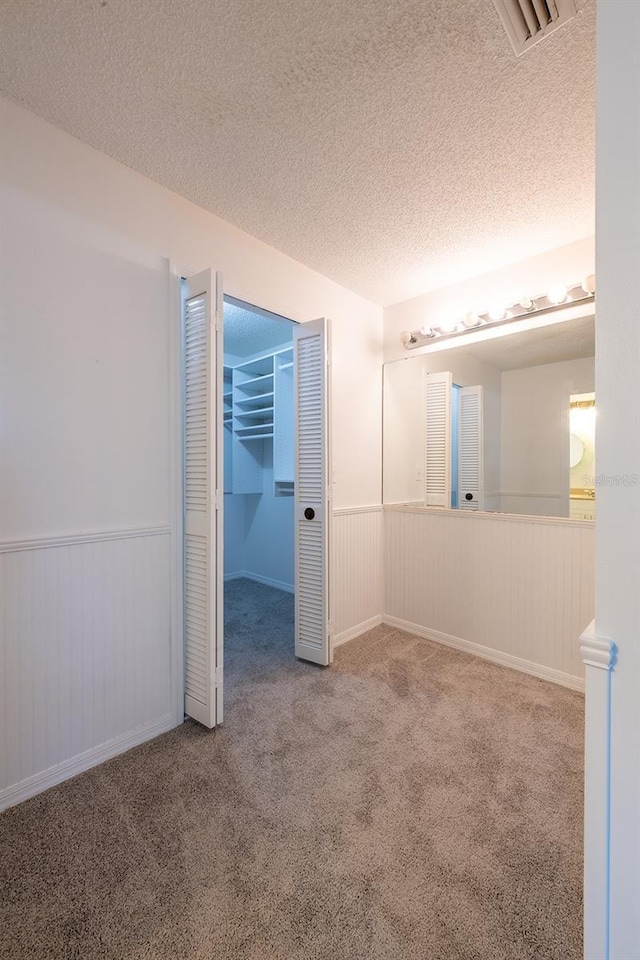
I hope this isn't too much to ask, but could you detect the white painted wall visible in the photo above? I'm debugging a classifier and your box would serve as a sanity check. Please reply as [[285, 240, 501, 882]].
[[0, 97, 383, 807], [224, 475, 295, 593], [500, 356, 595, 517], [1, 97, 383, 511], [0, 186, 171, 541], [243, 470, 295, 592], [223, 493, 246, 578], [384, 507, 593, 689], [0, 183, 175, 809], [590, 4, 640, 957], [383, 236, 595, 363]]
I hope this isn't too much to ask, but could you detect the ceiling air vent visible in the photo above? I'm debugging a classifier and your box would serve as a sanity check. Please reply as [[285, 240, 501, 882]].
[[493, 0, 577, 56]]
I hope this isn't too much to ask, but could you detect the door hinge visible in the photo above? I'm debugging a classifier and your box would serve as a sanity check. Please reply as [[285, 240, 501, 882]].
[[214, 491, 223, 510], [214, 665, 223, 688]]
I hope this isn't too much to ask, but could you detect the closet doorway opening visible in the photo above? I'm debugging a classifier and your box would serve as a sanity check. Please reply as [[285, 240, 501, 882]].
[[180, 266, 332, 730], [223, 296, 297, 683]]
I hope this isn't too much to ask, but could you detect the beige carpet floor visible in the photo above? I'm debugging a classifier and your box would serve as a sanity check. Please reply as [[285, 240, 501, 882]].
[[0, 579, 584, 960]]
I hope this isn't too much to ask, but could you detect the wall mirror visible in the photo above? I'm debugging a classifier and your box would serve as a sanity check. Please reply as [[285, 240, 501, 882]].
[[383, 313, 596, 520]]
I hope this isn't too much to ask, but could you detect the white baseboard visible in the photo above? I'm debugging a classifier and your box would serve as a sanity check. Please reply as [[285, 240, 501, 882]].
[[224, 571, 294, 594], [333, 615, 383, 648], [0, 714, 176, 812], [382, 616, 585, 692]]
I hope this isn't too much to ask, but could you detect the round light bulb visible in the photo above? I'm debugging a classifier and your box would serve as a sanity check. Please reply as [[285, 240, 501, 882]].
[[419, 324, 435, 338], [519, 296, 534, 311], [547, 284, 568, 305], [438, 318, 459, 334], [582, 274, 596, 295], [463, 312, 481, 328], [487, 304, 506, 322], [401, 330, 414, 346]]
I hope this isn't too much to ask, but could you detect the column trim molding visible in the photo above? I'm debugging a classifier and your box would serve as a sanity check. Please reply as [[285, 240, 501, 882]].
[[580, 620, 617, 671]]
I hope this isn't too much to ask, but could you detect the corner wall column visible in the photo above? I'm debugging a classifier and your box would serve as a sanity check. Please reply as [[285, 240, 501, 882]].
[[580, 620, 616, 960]]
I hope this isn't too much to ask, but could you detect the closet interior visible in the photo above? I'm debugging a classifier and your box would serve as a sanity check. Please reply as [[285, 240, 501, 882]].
[[223, 297, 296, 623]]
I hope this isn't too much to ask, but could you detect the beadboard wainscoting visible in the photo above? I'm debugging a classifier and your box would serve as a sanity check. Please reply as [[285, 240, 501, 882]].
[[0, 528, 175, 811], [331, 507, 384, 646], [384, 507, 593, 690]]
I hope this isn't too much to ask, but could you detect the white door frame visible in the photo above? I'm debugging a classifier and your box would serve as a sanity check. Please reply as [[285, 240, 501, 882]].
[[169, 261, 185, 726], [168, 267, 333, 720]]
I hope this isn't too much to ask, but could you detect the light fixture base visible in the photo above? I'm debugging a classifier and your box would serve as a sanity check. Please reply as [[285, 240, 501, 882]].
[[403, 280, 595, 350]]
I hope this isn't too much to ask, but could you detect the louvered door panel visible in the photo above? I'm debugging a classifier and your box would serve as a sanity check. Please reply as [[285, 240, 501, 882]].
[[294, 318, 331, 665], [424, 372, 452, 507], [183, 269, 223, 728], [185, 294, 208, 515], [458, 385, 484, 512], [184, 534, 209, 703], [297, 522, 324, 649]]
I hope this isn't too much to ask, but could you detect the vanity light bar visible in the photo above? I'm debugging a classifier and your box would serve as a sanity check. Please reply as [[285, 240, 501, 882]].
[[401, 276, 596, 350]]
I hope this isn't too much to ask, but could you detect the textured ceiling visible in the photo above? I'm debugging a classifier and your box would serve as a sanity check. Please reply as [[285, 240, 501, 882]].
[[0, 0, 596, 306], [224, 300, 294, 359], [456, 314, 595, 371]]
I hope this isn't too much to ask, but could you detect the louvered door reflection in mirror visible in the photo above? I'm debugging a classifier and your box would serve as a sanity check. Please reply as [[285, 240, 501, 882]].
[[458, 385, 484, 511], [383, 313, 595, 519]]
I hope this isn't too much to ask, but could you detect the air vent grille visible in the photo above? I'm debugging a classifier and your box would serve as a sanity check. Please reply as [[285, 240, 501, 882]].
[[493, 0, 577, 56]]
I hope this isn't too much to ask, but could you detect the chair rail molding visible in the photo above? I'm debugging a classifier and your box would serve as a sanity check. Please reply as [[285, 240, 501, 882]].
[[0, 525, 171, 554], [580, 618, 616, 960]]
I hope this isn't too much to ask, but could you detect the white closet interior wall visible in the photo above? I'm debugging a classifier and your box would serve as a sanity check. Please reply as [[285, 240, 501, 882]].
[[223, 304, 295, 593]]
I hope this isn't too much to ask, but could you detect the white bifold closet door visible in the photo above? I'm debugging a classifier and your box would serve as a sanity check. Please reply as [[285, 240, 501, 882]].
[[182, 268, 224, 728], [458, 385, 484, 511], [294, 317, 332, 666], [424, 371, 452, 507]]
